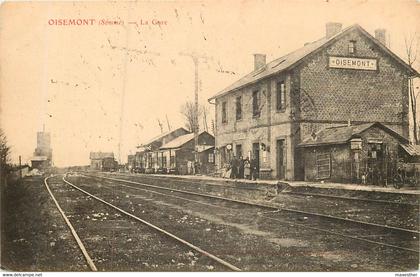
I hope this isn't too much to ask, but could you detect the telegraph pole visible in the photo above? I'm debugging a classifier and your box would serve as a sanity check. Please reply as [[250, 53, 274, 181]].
[[19, 155, 22, 179], [179, 52, 210, 172], [165, 114, 171, 131], [157, 118, 164, 133]]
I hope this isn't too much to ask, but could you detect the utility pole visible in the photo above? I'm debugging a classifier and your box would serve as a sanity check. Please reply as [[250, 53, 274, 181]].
[[203, 106, 208, 132], [19, 155, 22, 179], [165, 114, 171, 131], [157, 118, 164, 134], [179, 51, 210, 170]]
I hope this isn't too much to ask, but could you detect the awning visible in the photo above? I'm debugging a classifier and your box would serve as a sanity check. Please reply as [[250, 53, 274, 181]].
[[31, 156, 48, 161], [198, 146, 214, 153], [400, 144, 420, 156]]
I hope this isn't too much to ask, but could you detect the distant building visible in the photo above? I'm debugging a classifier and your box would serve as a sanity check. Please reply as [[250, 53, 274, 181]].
[[31, 128, 52, 169], [31, 156, 49, 170], [89, 152, 114, 170], [127, 154, 135, 170]]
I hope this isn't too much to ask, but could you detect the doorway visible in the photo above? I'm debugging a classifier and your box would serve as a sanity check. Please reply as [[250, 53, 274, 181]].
[[252, 143, 260, 177], [276, 139, 285, 179]]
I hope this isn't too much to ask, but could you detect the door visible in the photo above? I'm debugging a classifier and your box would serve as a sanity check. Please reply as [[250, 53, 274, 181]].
[[367, 143, 384, 185], [252, 143, 260, 175], [276, 139, 285, 179]]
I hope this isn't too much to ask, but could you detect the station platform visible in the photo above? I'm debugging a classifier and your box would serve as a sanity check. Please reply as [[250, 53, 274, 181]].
[[116, 172, 420, 196]]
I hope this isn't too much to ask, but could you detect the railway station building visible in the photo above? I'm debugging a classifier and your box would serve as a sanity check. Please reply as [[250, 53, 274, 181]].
[[208, 23, 419, 181]]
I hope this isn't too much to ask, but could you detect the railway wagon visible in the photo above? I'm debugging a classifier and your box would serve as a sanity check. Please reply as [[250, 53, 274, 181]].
[[102, 157, 118, 172]]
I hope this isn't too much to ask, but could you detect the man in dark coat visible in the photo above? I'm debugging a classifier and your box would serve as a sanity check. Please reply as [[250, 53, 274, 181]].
[[238, 156, 245, 179], [230, 156, 238, 179]]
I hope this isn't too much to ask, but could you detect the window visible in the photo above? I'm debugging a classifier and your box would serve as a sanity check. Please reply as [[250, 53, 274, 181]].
[[276, 81, 286, 111], [348, 40, 356, 54], [235, 144, 242, 157], [316, 153, 331, 179], [252, 90, 260, 117], [236, 96, 242, 120], [170, 154, 175, 167], [222, 101, 227, 123], [208, 153, 214, 163], [368, 143, 381, 159]]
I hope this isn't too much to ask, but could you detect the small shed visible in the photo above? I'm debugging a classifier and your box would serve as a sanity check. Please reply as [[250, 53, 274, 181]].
[[31, 156, 50, 170], [298, 122, 408, 184]]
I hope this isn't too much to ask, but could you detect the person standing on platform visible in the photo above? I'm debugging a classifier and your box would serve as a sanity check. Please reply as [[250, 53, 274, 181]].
[[244, 158, 251, 180], [238, 156, 245, 179], [230, 156, 238, 179], [250, 157, 258, 180]]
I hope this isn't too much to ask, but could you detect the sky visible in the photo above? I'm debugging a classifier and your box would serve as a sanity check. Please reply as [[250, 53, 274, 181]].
[[1, 0, 419, 167]]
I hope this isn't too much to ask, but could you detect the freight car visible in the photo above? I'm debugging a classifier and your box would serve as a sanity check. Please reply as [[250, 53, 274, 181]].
[[102, 157, 118, 172]]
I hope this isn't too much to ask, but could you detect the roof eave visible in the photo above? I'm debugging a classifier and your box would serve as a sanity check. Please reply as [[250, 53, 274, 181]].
[[209, 24, 420, 101], [208, 68, 290, 101], [297, 141, 348, 148]]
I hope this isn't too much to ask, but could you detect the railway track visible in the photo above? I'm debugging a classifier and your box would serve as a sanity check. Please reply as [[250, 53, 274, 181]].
[[44, 175, 241, 271], [84, 173, 419, 254], [103, 172, 419, 231], [44, 176, 97, 271], [282, 191, 419, 206], [89, 173, 419, 234]]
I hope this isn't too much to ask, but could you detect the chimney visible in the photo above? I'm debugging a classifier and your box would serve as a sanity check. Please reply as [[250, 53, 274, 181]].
[[253, 54, 266, 70], [374, 28, 386, 46], [326, 22, 342, 39]]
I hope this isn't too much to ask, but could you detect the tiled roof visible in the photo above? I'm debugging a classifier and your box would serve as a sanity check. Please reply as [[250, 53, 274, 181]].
[[299, 123, 375, 147], [197, 145, 214, 153], [139, 127, 188, 147], [400, 144, 420, 156], [160, 133, 194, 149], [159, 131, 214, 150], [209, 24, 419, 101], [209, 36, 330, 100], [298, 122, 408, 147]]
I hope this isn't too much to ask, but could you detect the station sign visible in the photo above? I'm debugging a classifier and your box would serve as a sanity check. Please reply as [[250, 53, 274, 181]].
[[329, 56, 377, 71]]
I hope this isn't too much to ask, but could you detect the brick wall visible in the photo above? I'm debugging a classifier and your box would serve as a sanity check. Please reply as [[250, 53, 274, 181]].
[[297, 29, 410, 140]]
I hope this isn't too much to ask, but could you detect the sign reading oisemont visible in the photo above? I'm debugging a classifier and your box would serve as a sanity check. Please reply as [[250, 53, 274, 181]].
[[328, 56, 377, 70]]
